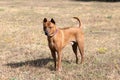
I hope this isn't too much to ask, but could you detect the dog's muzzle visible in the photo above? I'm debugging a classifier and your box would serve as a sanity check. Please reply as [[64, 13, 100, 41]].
[[44, 29, 58, 37], [44, 30, 49, 36]]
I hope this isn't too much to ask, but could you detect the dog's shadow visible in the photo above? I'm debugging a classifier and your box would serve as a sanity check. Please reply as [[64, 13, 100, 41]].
[[5, 57, 71, 71], [5, 58, 53, 69]]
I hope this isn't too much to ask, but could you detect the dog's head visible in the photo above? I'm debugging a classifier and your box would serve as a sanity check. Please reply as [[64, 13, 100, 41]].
[[43, 18, 57, 36]]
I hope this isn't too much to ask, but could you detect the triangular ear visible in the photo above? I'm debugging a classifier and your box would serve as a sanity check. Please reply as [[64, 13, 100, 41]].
[[43, 18, 47, 23], [51, 18, 55, 24]]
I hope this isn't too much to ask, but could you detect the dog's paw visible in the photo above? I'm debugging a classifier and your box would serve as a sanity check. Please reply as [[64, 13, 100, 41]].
[[56, 67, 62, 71]]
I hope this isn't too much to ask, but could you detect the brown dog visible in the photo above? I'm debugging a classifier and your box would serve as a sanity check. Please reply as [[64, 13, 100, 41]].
[[43, 17, 84, 71]]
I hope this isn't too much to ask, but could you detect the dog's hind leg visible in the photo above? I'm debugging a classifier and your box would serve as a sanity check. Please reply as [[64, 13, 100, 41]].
[[77, 39, 84, 64], [72, 42, 78, 64]]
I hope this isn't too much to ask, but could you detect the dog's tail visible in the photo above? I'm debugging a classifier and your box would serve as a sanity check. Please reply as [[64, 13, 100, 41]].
[[73, 17, 81, 28]]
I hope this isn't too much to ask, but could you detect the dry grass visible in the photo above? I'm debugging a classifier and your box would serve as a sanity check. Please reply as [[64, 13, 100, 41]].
[[0, 0, 120, 80]]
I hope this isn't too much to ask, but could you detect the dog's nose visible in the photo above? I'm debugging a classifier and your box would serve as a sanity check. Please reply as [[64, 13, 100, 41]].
[[45, 32, 48, 35], [44, 30, 49, 36]]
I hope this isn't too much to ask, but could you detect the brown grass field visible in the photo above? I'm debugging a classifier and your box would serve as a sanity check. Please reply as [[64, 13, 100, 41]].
[[0, 0, 120, 80]]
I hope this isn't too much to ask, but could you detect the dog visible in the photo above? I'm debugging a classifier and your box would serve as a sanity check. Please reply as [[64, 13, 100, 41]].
[[43, 17, 84, 71]]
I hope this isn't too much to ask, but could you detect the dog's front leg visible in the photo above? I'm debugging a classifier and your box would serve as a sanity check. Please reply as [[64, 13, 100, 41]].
[[57, 50, 62, 71], [50, 50, 56, 70]]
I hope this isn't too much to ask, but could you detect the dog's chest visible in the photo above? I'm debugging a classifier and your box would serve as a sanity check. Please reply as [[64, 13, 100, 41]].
[[48, 39, 56, 48], [49, 41, 54, 47]]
